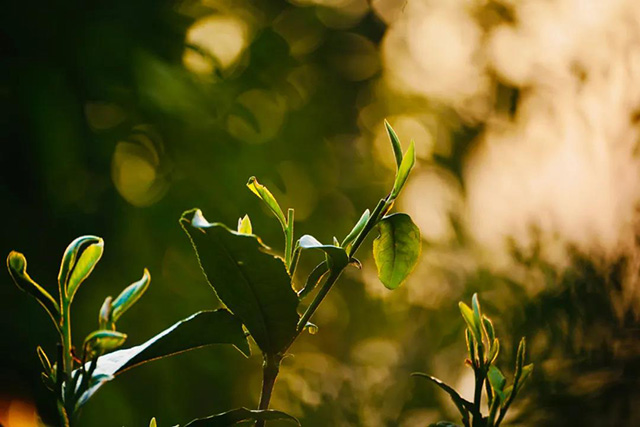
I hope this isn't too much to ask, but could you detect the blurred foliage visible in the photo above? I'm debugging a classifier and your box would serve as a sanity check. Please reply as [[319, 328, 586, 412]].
[[2, 0, 640, 426]]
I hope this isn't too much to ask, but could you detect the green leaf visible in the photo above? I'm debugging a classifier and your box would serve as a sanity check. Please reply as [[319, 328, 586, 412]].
[[488, 366, 506, 392], [246, 177, 287, 230], [7, 251, 60, 325], [459, 302, 481, 343], [488, 338, 500, 364], [149, 418, 157, 427], [341, 209, 370, 248], [66, 238, 104, 302], [516, 337, 526, 376], [57, 236, 104, 302], [111, 269, 151, 322], [37, 346, 52, 374], [429, 423, 462, 427], [390, 140, 415, 199], [372, 213, 421, 289], [412, 373, 473, 419], [237, 215, 252, 234], [482, 315, 495, 342], [98, 296, 113, 330], [73, 309, 249, 409], [384, 119, 404, 169], [83, 330, 128, 359], [181, 209, 299, 355], [298, 235, 349, 270], [184, 408, 300, 426], [516, 363, 534, 392], [297, 261, 329, 299]]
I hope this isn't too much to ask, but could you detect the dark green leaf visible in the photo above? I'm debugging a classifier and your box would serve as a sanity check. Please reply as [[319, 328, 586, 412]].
[[181, 209, 299, 355], [111, 268, 150, 322], [297, 261, 329, 299], [488, 366, 506, 392], [384, 119, 403, 169], [390, 140, 415, 199], [184, 408, 300, 426], [7, 251, 60, 325], [246, 177, 287, 230], [412, 373, 473, 419], [372, 213, 421, 289], [298, 235, 349, 270], [73, 309, 249, 409], [57, 236, 103, 302], [341, 209, 370, 248]]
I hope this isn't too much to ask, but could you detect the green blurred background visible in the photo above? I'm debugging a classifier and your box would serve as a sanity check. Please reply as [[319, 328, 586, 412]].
[[2, 0, 640, 425]]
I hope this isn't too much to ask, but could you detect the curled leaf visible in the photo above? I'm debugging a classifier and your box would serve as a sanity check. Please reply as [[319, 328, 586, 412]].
[[111, 269, 151, 322], [7, 251, 60, 326], [37, 346, 52, 374], [298, 235, 349, 270], [99, 296, 113, 330], [246, 177, 287, 230], [83, 330, 127, 359], [58, 236, 104, 302]]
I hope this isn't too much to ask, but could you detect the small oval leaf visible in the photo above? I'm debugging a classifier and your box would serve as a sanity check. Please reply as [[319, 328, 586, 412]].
[[99, 296, 114, 330], [372, 213, 421, 289], [111, 269, 151, 322], [298, 235, 349, 270], [384, 119, 404, 169]]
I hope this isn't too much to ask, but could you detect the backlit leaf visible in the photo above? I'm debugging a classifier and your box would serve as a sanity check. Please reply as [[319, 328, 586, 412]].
[[341, 209, 370, 248], [237, 215, 252, 234], [111, 269, 150, 322], [7, 251, 60, 325], [390, 140, 415, 199], [384, 119, 403, 169], [73, 309, 249, 409], [246, 177, 287, 230], [372, 213, 421, 289], [298, 235, 349, 270], [184, 408, 299, 426], [57, 236, 103, 301], [181, 209, 299, 355], [412, 373, 473, 419]]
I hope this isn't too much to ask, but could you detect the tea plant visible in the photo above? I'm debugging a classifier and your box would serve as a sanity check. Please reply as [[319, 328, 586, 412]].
[[413, 294, 533, 427], [7, 237, 252, 427], [178, 120, 421, 425]]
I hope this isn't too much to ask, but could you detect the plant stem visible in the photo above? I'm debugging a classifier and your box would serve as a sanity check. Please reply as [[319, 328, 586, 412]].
[[256, 355, 280, 427], [284, 209, 294, 271], [60, 300, 75, 424]]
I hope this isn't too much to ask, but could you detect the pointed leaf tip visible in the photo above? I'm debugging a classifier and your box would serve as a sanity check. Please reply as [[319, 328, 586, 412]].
[[384, 120, 403, 169], [390, 139, 415, 199], [246, 176, 287, 229], [111, 268, 151, 322], [237, 215, 252, 234]]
